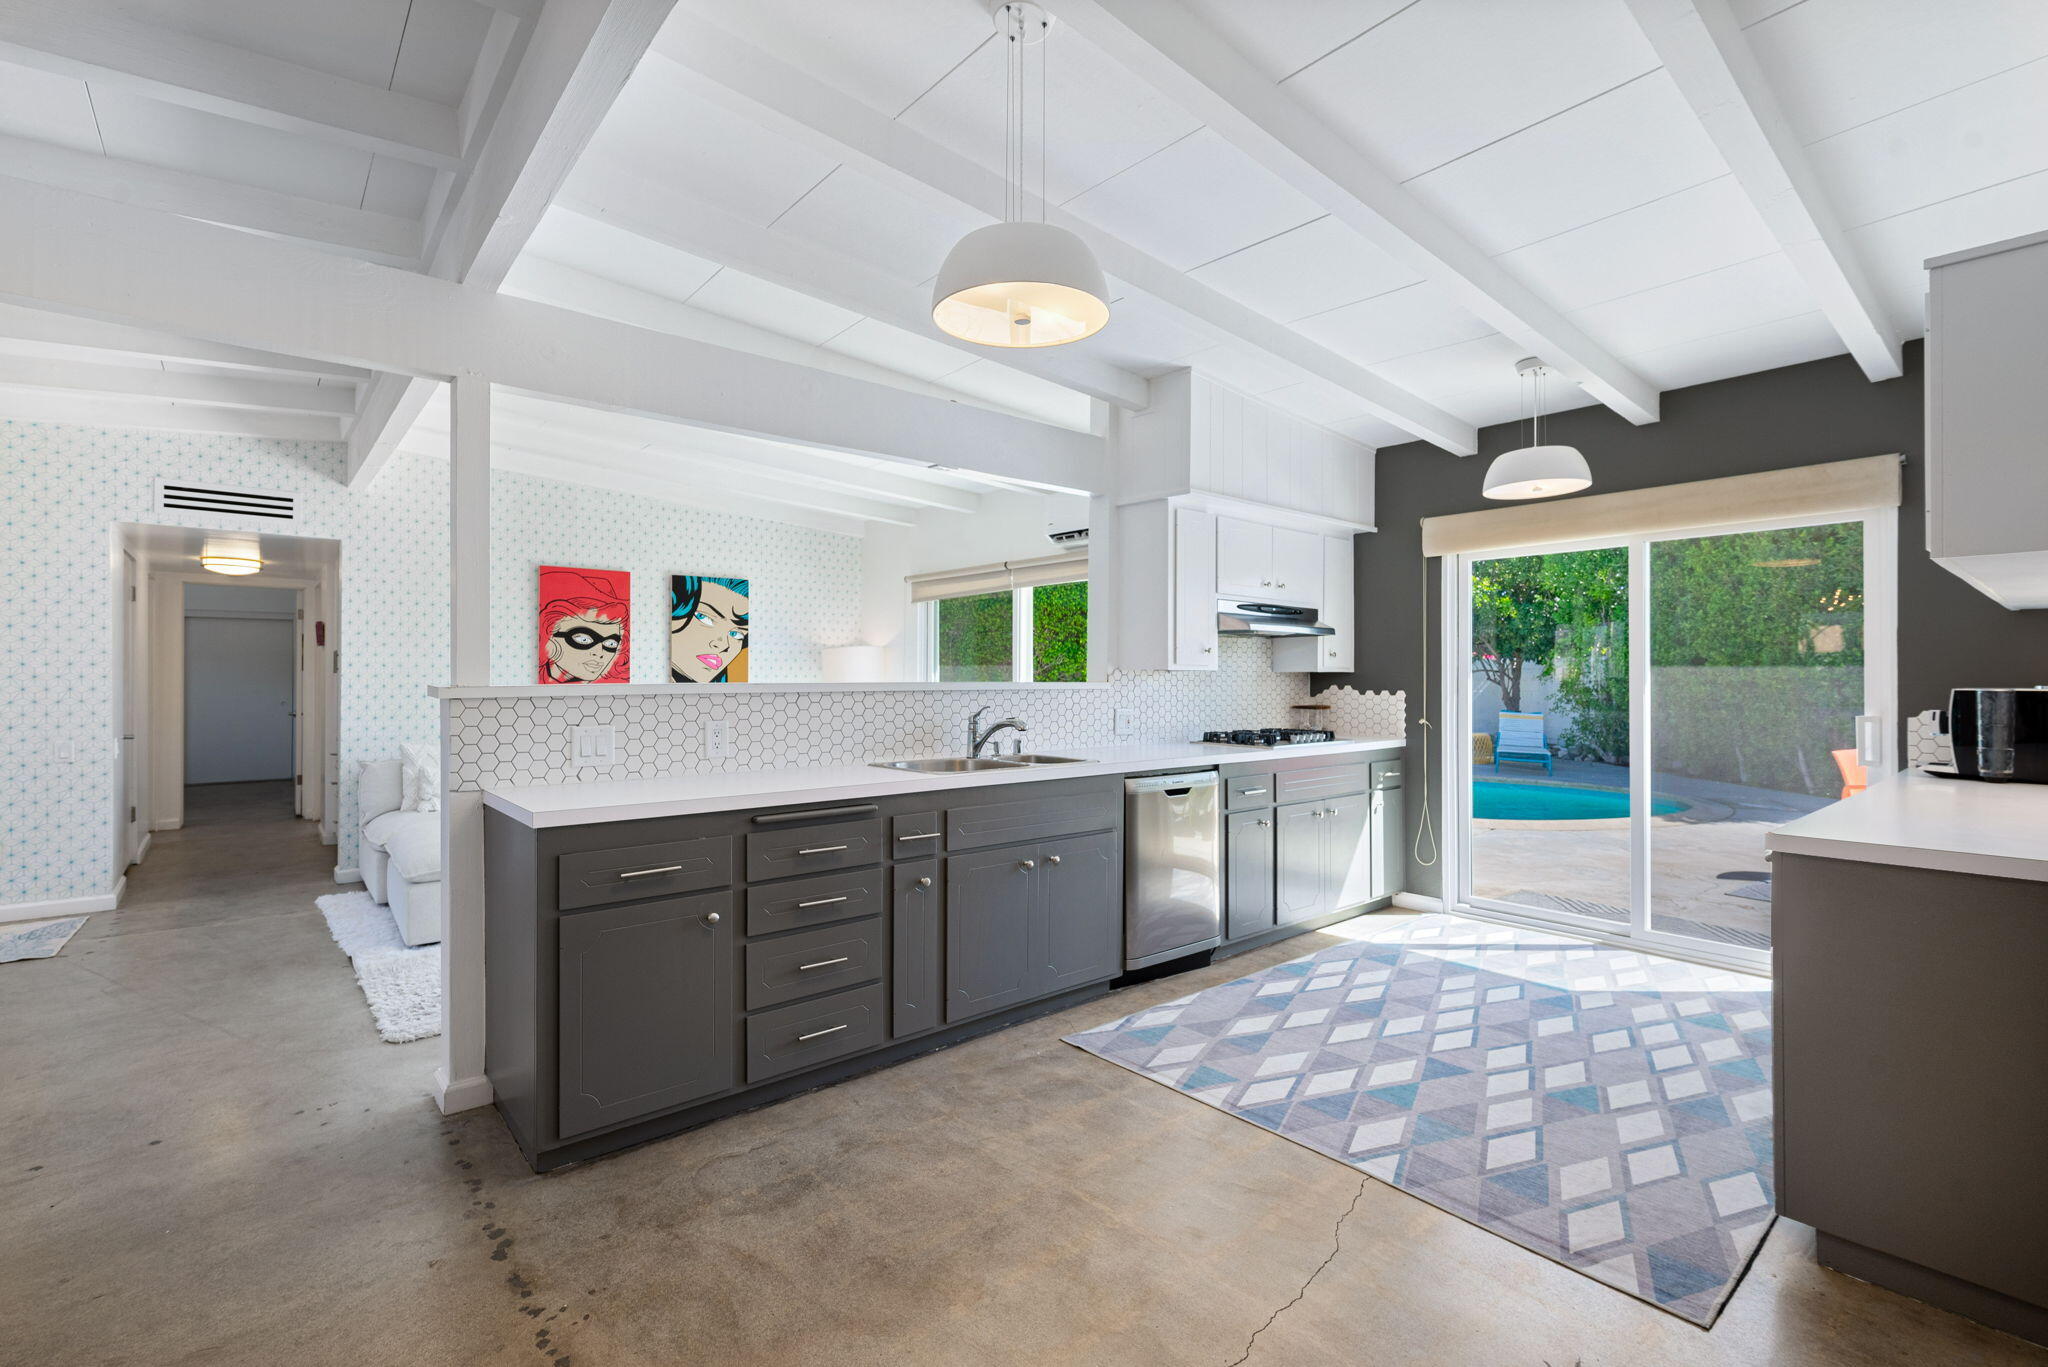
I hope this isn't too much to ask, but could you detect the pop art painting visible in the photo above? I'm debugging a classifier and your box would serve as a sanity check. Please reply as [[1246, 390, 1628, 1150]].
[[537, 566, 631, 684], [670, 575, 749, 682]]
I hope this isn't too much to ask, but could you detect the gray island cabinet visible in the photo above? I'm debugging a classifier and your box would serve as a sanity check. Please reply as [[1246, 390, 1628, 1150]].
[[485, 772, 1126, 1171]]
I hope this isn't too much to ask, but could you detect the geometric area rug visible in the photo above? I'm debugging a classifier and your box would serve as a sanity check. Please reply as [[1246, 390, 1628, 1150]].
[[1065, 913, 1775, 1327]]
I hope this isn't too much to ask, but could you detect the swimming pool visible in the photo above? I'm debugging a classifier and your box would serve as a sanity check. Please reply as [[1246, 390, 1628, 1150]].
[[1473, 779, 1686, 821]]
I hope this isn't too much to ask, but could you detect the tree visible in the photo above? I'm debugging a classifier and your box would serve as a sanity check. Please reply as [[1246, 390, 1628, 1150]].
[[1471, 556, 1557, 713]]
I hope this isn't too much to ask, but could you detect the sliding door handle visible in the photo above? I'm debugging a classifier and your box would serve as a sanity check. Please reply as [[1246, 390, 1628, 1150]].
[[1854, 714, 1883, 767]]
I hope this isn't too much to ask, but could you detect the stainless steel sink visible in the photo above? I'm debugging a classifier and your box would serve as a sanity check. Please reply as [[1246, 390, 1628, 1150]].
[[871, 756, 1026, 773], [870, 754, 1086, 773]]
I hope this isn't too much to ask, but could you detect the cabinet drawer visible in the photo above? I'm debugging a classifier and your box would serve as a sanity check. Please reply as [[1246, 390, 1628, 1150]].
[[1224, 772, 1275, 810], [891, 810, 943, 856], [746, 865, 886, 936], [557, 835, 734, 912], [744, 983, 886, 1084], [946, 785, 1119, 851], [746, 818, 884, 882], [743, 916, 882, 1011], [1274, 762, 1370, 804]]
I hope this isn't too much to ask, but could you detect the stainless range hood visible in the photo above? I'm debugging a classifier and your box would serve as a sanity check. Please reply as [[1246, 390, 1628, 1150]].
[[1216, 599, 1335, 637]]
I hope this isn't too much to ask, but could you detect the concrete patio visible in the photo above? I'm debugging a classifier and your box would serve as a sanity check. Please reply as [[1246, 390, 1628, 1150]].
[[1466, 758, 1836, 951]]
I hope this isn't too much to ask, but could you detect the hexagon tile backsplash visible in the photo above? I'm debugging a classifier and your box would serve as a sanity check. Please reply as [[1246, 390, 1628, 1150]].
[[445, 637, 1408, 791]]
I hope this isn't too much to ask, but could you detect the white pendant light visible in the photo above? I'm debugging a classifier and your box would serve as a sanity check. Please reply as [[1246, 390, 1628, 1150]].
[[1483, 357, 1592, 501], [200, 536, 262, 575], [932, 2, 1109, 349]]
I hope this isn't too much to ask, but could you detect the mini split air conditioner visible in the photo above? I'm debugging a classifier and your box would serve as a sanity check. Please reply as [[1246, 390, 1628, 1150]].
[[1046, 495, 1089, 548]]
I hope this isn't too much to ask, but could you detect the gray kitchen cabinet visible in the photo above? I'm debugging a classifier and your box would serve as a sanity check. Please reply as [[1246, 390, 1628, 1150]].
[[1322, 795, 1371, 911], [557, 891, 735, 1139], [891, 860, 941, 1038], [1274, 802, 1327, 925], [1225, 809, 1276, 941], [1037, 831, 1120, 992], [1368, 760, 1404, 902], [945, 845, 1038, 1022]]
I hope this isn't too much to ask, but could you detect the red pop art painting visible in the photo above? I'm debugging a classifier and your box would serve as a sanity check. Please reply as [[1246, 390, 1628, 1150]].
[[537, 565, 630, 684]]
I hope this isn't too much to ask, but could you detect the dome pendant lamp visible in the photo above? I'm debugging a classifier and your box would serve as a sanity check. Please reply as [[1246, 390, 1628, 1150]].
[[932, 2, 1109, 349], [1483, 357, 1593, 500]]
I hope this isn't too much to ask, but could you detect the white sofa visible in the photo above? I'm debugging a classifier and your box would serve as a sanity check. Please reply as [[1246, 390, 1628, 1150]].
[[358, 755, 442, 946]]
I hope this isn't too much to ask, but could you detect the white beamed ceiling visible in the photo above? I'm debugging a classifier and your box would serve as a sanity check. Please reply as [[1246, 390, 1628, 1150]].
[[0, 0, 2041, 465]]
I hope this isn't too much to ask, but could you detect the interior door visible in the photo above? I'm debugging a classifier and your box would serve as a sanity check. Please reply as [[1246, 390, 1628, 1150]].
[[120, 551, 141, 866]]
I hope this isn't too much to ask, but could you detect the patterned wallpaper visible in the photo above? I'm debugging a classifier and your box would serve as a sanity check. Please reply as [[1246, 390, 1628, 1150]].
[[487, 469, 861, 686], [446, 637, 1407, 790]]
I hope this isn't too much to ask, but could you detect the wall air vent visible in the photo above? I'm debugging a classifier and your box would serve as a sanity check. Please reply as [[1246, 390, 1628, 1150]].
[[155, 480, 298, 522]]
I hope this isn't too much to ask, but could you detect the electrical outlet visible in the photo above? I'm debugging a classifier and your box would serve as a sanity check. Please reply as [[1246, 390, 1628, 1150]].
[[571, 725, 616, 768], [1113, 708, 1136, 738], [704, 718, 734, 759]]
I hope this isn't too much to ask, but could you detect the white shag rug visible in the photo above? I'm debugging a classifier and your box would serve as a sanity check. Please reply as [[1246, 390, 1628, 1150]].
[[317, 891, 440, 1044]]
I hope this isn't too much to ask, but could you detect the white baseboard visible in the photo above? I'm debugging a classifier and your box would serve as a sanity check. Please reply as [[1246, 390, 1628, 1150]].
[[0, 885, 121, 925], [333, 865, 361, 884], [1392, 892, 1445, 913], [434, 1069, 495, 1115], [151, 818, 182, 831], [134, 833, 153, 865]]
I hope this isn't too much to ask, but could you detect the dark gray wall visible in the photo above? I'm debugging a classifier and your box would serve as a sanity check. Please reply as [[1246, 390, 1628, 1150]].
[[1317, 341, 2048, 898]]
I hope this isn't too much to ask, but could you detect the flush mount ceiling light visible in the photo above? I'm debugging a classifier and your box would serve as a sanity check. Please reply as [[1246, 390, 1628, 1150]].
[[200, 537, 262, 575], [1483, 357, 1593, 501], [931, 2, 1109, 349]]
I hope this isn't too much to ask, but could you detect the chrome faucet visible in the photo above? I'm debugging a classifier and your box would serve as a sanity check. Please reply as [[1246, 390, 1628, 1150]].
[[968, 706, 1028, 757]]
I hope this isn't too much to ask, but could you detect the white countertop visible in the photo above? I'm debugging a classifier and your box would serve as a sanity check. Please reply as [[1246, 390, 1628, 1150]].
[[1765, 769, 2048, 883], [483, 737, 1405, 828]]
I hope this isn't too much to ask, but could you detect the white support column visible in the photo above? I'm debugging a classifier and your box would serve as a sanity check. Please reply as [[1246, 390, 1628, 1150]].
[[436, 374, 493, 1115]]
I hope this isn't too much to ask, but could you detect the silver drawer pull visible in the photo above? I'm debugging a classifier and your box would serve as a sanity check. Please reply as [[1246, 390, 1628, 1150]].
[[796, 844, 850, 856], [798, 956, 850, 972], [797, 1023, 849, 1042], [616, 864, 684, 880], [916, 876, 932, 888], [797, 895, 850, 909], [1018, 859, 1036, 870], [703, 911, 721, 925], [1239, 787, 1267, 795], [896, 831, 941, 841], [1045, 854, 1062, 865]]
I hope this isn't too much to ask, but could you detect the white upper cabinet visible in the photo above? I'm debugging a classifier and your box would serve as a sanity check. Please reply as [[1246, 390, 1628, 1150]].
[[1215, 516, 1272, 597], [1272, 536, 1356, 674], [1927, 230, 2048, 609], [1118, 369, 1375, 530]]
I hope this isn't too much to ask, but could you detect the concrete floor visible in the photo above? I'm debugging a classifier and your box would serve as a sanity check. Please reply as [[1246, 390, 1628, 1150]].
[[4, 785, 2043, 1366]]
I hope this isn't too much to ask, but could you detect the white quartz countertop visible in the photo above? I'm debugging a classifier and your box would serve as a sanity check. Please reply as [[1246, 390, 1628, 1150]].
[[482, 737, 1406, 828], [1765, 769, 2048, 882]]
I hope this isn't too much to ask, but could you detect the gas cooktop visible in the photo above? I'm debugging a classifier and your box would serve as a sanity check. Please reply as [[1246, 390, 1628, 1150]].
[[1201, 728, 1337, 747]]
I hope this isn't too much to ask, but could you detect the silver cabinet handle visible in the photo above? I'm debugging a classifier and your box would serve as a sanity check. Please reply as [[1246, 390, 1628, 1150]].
[[798, 956, 850, 972], [797, 895, 849, 909], [1018, 859, 1036, 870], [1256, 819, 1271, 827], [915, 876, 932, 888], [1240, 786, 1267, 795], [796, 844, 850, 856], [797, 1023, 849, 1042], [617, 864, 683, 879], [896, 831, 940, 842], [1277, 582, 1286, 588], [1201, 645, 1214, 653], [1045, 854, 1062, 865], [703, 911, 721, 924], [1261, 579, 1272, 586]]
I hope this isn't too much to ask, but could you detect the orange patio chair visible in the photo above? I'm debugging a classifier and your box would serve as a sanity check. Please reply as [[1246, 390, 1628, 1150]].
[[1831, 748, 1867, 800]]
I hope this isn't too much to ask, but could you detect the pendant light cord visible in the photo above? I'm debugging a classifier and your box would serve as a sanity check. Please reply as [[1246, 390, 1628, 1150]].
[[1413, 542, 1439, 869]]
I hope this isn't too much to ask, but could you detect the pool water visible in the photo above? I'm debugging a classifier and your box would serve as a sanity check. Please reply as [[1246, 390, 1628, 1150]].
[[1473, 779, 1686, 821]]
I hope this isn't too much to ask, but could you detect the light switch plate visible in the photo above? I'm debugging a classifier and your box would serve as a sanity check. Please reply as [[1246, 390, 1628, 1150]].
[[1113, 708, 1136, 738], [704, 718, 734, 759], [571, 725, 616, 768]]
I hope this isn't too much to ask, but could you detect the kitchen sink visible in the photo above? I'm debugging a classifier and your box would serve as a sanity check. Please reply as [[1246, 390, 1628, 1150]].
[[870, 754, 1085, 773]]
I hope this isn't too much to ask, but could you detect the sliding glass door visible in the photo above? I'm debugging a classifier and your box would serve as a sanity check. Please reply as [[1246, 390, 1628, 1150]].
[[1454, 511, 1894, 971]]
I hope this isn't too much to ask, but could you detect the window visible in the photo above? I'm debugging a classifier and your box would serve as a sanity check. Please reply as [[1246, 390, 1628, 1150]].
[[923, 579, 1087, 683]]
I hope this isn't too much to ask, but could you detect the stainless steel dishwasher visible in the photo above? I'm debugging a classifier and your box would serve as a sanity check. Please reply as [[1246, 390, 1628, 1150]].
[[1123, 771, 1222, 970]]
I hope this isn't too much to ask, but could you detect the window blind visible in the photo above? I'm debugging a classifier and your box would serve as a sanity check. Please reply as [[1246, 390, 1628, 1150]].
[[908, 550, 1087, 603], [1420, 454, 1901, 557]]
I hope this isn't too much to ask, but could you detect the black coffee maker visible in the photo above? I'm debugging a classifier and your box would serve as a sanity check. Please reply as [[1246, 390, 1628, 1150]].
[[1932, 687, 2048, 783]]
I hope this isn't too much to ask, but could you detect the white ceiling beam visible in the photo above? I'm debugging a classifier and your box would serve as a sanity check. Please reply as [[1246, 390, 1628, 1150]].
[[0, 0, 463, 169], [0, 353, 354, 414], [404, 417, 921, 528], [649, 26, 1478, 455], [1053, 0, 1663, 428], [0, 134, 420, 266], [471, 443, 873, 539], [350, 0, 678, 489], [0, 301, 369, 380], [0, 389, 342, 441], [0, 178, 1107, 492], [1620, 0, 1904, 381], [556, 164, 1150, 411]]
